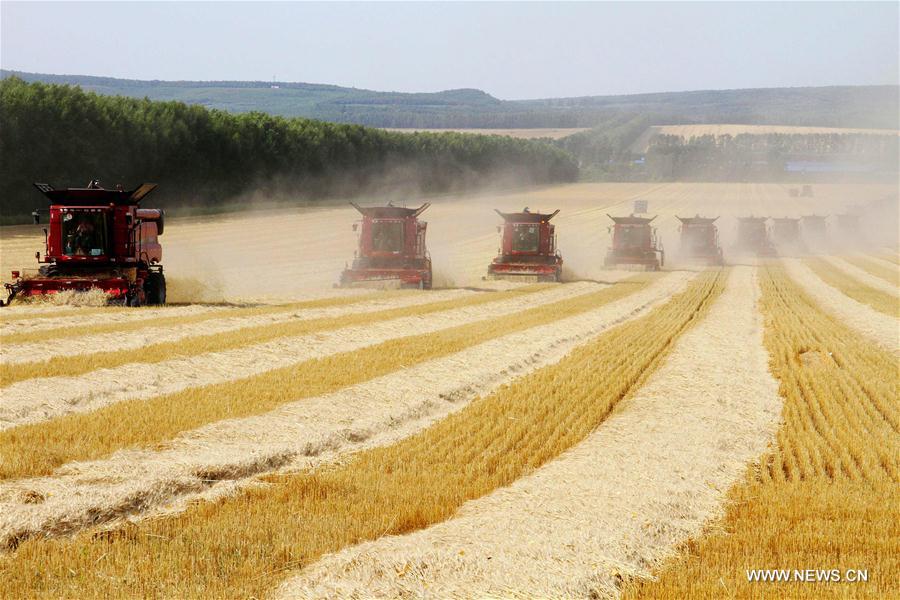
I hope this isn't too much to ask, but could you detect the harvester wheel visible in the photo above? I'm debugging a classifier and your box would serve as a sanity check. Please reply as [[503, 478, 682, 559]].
[[144, 272, 167, 305]]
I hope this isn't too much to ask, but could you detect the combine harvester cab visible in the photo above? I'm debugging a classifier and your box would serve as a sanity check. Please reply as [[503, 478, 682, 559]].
[[733, 216, 777, 257], [3, 181, 165, 307], [801, 214, 829, 248], [771, 217, 807, 254], [486, 208, 562, 282], [676, 215, 724, 265], [604, 214, 664, 271], [339, 202, 432, 289]]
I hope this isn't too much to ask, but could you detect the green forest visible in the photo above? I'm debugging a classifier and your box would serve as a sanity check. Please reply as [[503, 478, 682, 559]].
[[0, 78, 578, 221], [644, 132, 899, 180]]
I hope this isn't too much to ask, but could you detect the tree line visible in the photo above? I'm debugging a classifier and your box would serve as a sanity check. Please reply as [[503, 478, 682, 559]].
[[0, 78, 578, 221], [644, 133, 899, 180]]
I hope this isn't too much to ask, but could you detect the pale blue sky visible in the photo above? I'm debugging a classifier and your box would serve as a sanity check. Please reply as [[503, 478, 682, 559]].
[[1, 2, 897, 99]]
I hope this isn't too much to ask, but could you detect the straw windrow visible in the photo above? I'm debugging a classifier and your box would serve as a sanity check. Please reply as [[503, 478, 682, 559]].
[[0, 270, 723, 598], [623, 264, 899, 599], [0, 284, 551, 385], [0, 277, 660, 480], [1, 291, 400, 345], [804, 257, 899, 317]]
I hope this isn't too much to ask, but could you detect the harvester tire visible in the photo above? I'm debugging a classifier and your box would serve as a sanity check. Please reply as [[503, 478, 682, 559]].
[[144, 272, 166, 305], [38, 265, 59, 277]]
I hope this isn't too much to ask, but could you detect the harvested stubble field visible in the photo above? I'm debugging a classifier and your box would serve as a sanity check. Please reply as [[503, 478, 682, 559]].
[[0, 182, 897, 599]]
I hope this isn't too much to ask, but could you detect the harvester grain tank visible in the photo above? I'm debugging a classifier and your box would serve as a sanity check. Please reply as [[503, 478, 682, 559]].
[[604, 214, 664, 270], [2, 181, 166, 307], [733, 216, 777, 256], [771, 217, 806, 252], [676, 215, 724, 265], [487, 208, 562, 282], [339, 202, 432, 289]]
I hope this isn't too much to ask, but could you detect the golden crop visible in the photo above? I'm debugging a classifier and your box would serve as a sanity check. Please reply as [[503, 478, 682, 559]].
[[624, 264, 899, 599], [1, 291, 395, 346], [804, 257, 899, 317], [0, 305, 120, 322], [841, 255, 899, 287], [0, 276, 659, 480], [0, 284, 552, 386], [0, 270, 724, 598]]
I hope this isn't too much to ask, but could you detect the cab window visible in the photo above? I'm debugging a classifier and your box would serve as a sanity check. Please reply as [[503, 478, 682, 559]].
[[372, 220, 404, 252], [62, 211, 107, 257], [512, 224, 540, 252]]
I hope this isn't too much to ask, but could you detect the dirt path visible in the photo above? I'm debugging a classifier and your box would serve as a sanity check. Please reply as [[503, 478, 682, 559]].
[[822, 257, 899, 296], [0, 282, 610, 430], [783, 259, 899, 354], [0, 273, 697, 548], [278, 267, 783, 600], [0, 289, 476, 365]]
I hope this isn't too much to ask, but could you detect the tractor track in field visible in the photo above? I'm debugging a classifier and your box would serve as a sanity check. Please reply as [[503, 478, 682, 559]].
[[0, 272, 697, 550], [783, 258, 899, 354], [279, 266, 782, 600], [0, 289, 478, 365], [0, 281, 608, 430]]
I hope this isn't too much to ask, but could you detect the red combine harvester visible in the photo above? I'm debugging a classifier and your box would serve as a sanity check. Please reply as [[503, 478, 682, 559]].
[[835, 213, 860, 236], [487, 208, 562, 282], [771, 217, 806, 252], [604, 214, 664, 270], [676, 215, 724, 265], [339, 202, 432, 289], [801, 215, 828, 245], [733, 216, 777, 256], [3, 181, 165, 307]]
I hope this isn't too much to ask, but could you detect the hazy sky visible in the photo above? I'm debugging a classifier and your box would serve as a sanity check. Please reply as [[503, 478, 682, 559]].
[[2, 2, 897, 99]]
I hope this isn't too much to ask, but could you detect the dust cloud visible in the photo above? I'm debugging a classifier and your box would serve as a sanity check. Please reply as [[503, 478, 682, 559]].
[[1, 182, 896, 304]]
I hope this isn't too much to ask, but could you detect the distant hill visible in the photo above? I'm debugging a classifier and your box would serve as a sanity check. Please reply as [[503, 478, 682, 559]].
[[3, 70, 898, 130]]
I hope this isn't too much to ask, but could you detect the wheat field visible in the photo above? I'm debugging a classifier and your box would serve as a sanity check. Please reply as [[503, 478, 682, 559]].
[[0, 182, 897, 599]]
